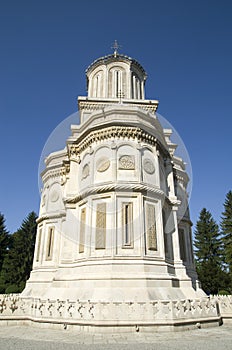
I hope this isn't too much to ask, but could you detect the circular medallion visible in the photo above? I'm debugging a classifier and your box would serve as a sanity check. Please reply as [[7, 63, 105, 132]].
[[50, 190, 59, 202], [143, 158, 155, 174], [97, 157, 110, 172], [82, 163, 90, 179]]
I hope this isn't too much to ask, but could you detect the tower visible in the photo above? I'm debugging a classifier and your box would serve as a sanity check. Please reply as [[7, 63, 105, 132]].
[[18, 50, 220, 330]]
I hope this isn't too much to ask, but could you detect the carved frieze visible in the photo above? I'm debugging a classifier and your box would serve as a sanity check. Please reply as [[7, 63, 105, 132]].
[[78, 100, 158, 112]]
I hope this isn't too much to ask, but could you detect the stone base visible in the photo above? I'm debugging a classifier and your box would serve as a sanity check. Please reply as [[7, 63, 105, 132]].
[[21, 260, 205, 302]]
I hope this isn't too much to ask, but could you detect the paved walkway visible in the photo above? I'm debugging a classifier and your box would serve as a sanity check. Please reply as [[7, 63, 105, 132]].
[[0, 324, 231, 350]]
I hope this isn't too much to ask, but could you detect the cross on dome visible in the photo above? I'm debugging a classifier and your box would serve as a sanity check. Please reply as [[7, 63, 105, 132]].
[[111, 40, 121, 56]]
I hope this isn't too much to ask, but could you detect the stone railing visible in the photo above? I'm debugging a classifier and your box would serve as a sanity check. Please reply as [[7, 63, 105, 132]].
[[210, 295, 232, 323], [0, 294, 223, 329]]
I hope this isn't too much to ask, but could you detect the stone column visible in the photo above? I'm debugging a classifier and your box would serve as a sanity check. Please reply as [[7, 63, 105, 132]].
[[171, 207, 182, 263], [141, 80, 145, 99], [165, 158, 176, 200]]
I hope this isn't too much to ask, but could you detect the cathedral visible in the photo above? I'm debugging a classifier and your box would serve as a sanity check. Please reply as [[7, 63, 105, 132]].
[[24, 48, 201, 302], [1, 48, 226, 331]]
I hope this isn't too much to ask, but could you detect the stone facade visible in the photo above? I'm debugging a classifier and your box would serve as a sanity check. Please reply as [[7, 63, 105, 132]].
[[1, 51, 228, 331]]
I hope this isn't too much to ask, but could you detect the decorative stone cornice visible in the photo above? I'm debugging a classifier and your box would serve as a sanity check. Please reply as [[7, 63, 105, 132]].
[[41, 168, 64, 183], [78, 100, 158, 113], [68, 126, 160, 157], [41, 162, 70, 183]]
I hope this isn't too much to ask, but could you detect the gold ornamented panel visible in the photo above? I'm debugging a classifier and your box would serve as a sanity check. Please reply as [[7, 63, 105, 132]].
[[79, 208, 86, 253], [122, 202, 133, 247], [95, 203, 106, 249], [146, 204, 157, 251]]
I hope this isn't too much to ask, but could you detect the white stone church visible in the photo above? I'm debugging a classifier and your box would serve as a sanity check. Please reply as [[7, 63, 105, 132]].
[[1, 49, 231, 331]]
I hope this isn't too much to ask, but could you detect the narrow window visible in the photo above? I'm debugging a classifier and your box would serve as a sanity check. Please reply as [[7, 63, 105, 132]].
[[95, 203, 106, 249], [79, 208, 86, 253], [114, 70, 122, 98], [137, 79, 140, 99], [162, 210, 169, 257], [131, 74, 134, 99], [36, 228, 42, 262], [96, 75, 99, 97], [178, 228, 186, 262], [133, 74, 136, 99], [116, 71, 119, 97], [46, 227, 54, 260], [145, 204, 157, 251], [122, 202, 133, 247], [125, 204, 129, 244]]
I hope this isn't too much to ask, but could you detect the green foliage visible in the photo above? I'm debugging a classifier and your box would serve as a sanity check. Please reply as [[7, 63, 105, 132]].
[[194, 208, 226, 294], [218, 290, 231, 296], [0, 212, 37, 293], [5, 284, 21, 294], [194, 208, 222, 263], [0, 212, 11, 272], [221, 191, 232, 273]]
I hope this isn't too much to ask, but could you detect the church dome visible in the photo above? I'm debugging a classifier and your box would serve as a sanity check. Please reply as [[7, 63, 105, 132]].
[[86, 53, 147, 100]]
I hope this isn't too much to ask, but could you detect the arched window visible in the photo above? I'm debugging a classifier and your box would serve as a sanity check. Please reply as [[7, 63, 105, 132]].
[[132, 73, 141, 99], [114, 70, 122, 97], [92, 71, 103, 97]]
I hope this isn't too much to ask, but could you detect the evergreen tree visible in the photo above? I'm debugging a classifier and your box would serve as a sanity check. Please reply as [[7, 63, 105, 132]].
[[0, 213, 11, 292], [221, 191, 232, 274], [0, 212, 10, 271], [0, 211, 37, 293], [194, 208, 225, 294]]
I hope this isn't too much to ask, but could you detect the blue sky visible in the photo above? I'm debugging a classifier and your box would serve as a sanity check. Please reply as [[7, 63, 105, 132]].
[[0, 0, 231, 233]]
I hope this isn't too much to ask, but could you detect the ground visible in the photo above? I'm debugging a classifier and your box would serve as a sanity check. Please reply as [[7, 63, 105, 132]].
[[0, 324, 231, 350]]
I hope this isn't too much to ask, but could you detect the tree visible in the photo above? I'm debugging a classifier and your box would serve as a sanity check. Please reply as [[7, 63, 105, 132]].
[[194, 208, 225, 294], [0, 213, 10, 272], [221, 191, 232, 274], [0, 213, 11, 292], [0, 211, 37, 293]]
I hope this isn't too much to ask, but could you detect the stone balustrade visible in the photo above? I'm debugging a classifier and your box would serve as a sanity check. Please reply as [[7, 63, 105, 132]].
[[0, 294, 228, 330], [210, 295, 232, 323]]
